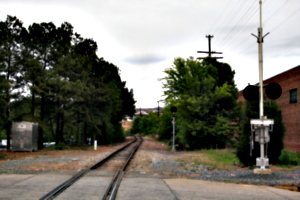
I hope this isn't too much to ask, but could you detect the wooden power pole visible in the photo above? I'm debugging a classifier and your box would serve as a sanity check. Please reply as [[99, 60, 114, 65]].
[[197, 35, 223, 59]]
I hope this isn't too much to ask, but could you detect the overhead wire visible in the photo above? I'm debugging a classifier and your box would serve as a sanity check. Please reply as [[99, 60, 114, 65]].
[[213, 0, 246, 46], [237, 0, 281, 54], [216, 0, 258, 49], [204, 0, 300, 57], [238, 0, 300, 55], [208, 0, 233, 34], [263, 0, 290, 24], [269, 5, 300, 33]]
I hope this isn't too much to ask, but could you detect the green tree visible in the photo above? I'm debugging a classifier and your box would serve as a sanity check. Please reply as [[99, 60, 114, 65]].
[[23, 21, 74, 147], [0, 16, 24, 150], [161, 57, 239, 149], [131, 112, 159, 135], [157, 105, 173, 141], [0, 15, 136, 148]]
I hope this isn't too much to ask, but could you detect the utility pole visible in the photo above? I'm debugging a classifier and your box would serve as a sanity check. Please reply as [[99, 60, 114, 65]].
[[197, 35, 223, 59], [157, 101, 160, 117], [170, 106, 177, 151], [250, 0, 272, 175], [251, 0, 269, 119]]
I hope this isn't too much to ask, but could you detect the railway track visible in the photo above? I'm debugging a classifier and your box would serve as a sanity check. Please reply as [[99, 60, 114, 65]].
[[39, 136, 143, 200]]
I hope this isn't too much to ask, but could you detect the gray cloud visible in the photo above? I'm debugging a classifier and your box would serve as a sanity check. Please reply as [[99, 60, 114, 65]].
[[123, 54, 167, 65], [2, 0, 300, 107]]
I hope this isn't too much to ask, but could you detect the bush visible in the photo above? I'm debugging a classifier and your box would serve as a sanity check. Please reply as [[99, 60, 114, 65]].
[[237, 100, 285, 166], [55, 143, 68, 150], [278, 150, 300, 166], [0, 153, 6, 160]]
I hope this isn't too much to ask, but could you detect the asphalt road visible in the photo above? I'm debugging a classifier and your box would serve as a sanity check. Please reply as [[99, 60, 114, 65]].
[[0, 172, 300, 200]]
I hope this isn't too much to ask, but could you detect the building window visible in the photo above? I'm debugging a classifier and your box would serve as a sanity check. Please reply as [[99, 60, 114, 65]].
[[290, 89, 297, 103]]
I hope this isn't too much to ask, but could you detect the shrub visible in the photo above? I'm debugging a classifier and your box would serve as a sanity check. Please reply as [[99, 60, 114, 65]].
[[55, 143, 68, 150], [237, 100, 285, 166], [278, 150, 300, 166]]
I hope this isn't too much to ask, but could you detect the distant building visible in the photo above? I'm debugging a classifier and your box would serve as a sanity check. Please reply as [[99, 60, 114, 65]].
[[122, 107, 162, 131], [133, 107, 162, 118], [238, 65, 300, 152]]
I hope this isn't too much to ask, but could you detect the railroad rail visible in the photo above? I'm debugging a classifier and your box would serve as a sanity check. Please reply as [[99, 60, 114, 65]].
[[39, 136, 143, 200]]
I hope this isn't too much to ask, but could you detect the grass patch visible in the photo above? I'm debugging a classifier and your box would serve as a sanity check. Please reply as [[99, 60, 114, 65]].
[[176, 149, 300, 171], [177, 149, 241, 171], [0, 153, 6, 160], [200, 149, 240, 167]]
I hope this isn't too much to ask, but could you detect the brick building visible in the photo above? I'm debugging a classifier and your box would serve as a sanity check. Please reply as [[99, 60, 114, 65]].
[[238, 65, 300, 152]]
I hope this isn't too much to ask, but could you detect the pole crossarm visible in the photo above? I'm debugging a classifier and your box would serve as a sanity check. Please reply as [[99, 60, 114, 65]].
[[197, 34, 223, 59], [197, 51, 223, 54]]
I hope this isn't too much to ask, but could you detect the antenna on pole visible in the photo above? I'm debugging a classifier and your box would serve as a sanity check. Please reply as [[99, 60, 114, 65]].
[[197, 35, 223, 59]]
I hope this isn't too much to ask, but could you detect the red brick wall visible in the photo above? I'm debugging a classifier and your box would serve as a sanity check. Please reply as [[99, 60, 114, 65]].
[[238, 66, 300, 152]]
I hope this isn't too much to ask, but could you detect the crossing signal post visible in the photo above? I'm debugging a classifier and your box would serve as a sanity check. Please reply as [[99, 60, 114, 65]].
[[170, 106, 177, 151], [243, 0, 283, 174], [243, 82, 282, 174]]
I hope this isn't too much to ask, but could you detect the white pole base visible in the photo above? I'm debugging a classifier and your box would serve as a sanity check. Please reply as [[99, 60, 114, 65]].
[[253, 168, 272, 174]]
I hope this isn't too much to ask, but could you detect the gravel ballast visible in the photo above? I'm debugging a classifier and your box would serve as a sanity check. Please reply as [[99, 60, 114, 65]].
[[151, 159, 300, 186], [1, 137, 300, 187]]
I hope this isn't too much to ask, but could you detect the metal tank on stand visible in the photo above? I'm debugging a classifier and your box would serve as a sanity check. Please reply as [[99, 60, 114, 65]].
[[11, 122, 38, 152]]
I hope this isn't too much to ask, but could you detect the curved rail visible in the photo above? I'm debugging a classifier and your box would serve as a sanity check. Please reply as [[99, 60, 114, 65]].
[[39, 136, 138, 200]]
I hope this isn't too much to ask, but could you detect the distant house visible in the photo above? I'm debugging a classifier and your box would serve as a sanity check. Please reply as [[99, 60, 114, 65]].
[[133, 107, 162, 118], [122, 107, 162, 131], [238, 65, 300, 152]]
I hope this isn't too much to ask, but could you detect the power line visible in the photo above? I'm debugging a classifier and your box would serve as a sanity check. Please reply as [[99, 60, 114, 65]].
[[220, 7, 259, 51], [263, 0, 290, 24], [208, 0, 233, 34], [217, 0, 258, 49], [207, 0, 300, 58], [269, 5, 300, 33], [213, 0, 245, 37]]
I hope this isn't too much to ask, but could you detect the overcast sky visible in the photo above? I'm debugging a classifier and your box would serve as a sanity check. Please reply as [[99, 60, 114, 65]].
[[1, 0, 300, 108]]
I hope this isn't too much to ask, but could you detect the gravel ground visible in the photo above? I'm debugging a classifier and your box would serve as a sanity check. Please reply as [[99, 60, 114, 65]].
[[129, 137, 300, 186], [0, 141, 131, 174], [151, 159, 300, 186], [1, 136, 300, 186]]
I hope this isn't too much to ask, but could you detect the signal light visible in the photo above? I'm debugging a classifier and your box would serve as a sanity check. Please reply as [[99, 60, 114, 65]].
[[266, 82, 282, 100], [170, 106, 177, 113], [243, 85, 259, 101]]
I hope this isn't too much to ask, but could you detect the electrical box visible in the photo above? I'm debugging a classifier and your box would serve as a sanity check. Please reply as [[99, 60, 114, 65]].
[[12, 122, 38, 152], [251, 119, 273, 143], [256, 157, 269, 167]]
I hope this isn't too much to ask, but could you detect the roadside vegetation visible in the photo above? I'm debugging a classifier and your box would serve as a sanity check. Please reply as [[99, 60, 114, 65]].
[[131, 56, 289, 168], [0, 15, 293, 170], [175, 149, 300, 171], [176, 149, 240, 171], [278, 150, 300, 166]]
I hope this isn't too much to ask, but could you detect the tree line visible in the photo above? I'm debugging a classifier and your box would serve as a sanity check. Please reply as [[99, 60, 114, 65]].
[[0, 15, 135, 150]]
